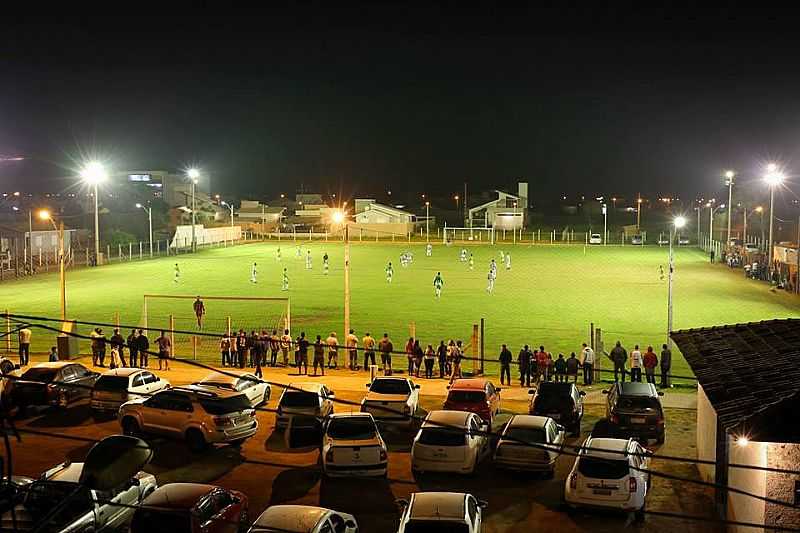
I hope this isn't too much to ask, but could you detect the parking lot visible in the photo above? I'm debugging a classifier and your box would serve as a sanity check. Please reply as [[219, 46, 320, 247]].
[[7, 359, 718, 532]]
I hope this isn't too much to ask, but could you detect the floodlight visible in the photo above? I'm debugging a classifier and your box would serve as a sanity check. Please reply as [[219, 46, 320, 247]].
[[673, 216, 687, 228], [724, 170, 735, 179], [38, 209, 51, 220], [755, 206, 763, 213], [187, 168, 200, 180], [766, 163, 778, 173], [331, 211, 345, 224], [135, 203, 143, 209], [80, 161, 107, 184], [765, 171, 785, 187], [736, 436, 749, 448]]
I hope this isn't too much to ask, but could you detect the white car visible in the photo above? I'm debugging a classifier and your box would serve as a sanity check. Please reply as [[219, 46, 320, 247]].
[[677, 236, 690, 245], [249, 504, 358, 533], [589, 233, 602, 244], [91, 368, 170, 416], [195, 371, 271, 407], [396, 492, 486, 533], [657, 236, 669, 245], [3, 461, 157, 532], [361, 376, 420, 427], [322, 413, 388, 478], [276, 382, 335, 430], [564, 437, 652, 520], [411, 410, 490, 475], [631, 235, 643, 245], [494, 415, 565, 476], [744, 242, 760, 252]]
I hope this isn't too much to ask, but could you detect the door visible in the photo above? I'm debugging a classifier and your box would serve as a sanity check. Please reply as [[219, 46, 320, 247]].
[[59, 366, 77, 404], [142, 392, 192, 433], [130, 373, 147, 399], [236, 376, 259, 405], [470, 416, 488, 460], [486, 383, 499, 415]]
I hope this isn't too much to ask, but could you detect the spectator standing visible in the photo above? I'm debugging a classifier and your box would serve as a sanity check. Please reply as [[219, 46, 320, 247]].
[[362, 332, 376, 370], [346, 329, 359, 370], [110, 329, 126, 368], [498, 344, 512, 386], [137, 329, 149, 368], [17, 326, 32, 367], [449, 340, 463, 385], [437, 341, 448, 378], [413, 340, 424, 377], [220, 334, 232, 367], [253, 337, 263, 378], [378, 333, 394, 375], [446, 340, 456, 377], [280, 329, 292, 367], [554, 353, 567, 382], [660, 343, 672, 388], [313, 335, 326, 376], [518, 345, 531, 387], [536, 347, 549, 382], [248, 331, 260, 367], [629, 344, 643, 382], [269, 330, 280, 367], [296, 332, 309, 375], [530, 349, 540, 383], [127, 329, 139, 368], [423, 344, 435, 378], [566, 352, 580, 383], [48, 346, 58, 362], [609, 341, 627, 382], [236, 330, 247, 369], [580, 343, 595, 385], [326, 332, 339, 369], [405, 337, 415, 375], [546, 351, 555, 382], [156, 331, 171, 371], [643, 345, 658, 384], [90, 328, 102, 367]]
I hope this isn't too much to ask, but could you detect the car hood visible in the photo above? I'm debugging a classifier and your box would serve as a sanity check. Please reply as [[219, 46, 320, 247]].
[[363, 393, 409, 403]]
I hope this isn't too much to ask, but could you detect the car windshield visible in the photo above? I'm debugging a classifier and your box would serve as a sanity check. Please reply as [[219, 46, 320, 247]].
[[201, 381, 235, 389], [418, 428, 466, 446], [24, 481, 93, 528], [617, 397, 661, 411], [327, 418, 376, 440], [505, 427, 546, 444], [447, 390, 484, 403], [533, 392, 572, 412], [404, 521, 470, 533], [577, 457, 630, 479], [94, 376, 129, 391], [280, 391, 319, 408], [370, 379, 410, 395], [199, 394, 251, 415], [130, 508, 192, 533], [20, 368, 57, 383]]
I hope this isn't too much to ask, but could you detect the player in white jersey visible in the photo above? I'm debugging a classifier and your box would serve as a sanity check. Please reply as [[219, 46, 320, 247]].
[[323, 252, 330, 275], [250, 262, 258, 283], [505, 253, 511, 271], [426, 243, 432, 257], [460, 248, 467, 262], [281, 268, 289, 291], [469, 253, 474, 270], [385, 261, 394, 283], [486, 269, 495, 293], [306, 250, 313, 270]]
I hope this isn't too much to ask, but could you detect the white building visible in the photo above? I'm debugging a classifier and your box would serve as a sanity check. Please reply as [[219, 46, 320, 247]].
[[354, 203, 416, 224], [467, 182, 528, 229]]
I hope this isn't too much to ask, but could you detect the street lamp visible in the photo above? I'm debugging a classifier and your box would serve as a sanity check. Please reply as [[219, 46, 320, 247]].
[[425, 201, 430, 242], [79, 161, 107, 266], [136, 203, 153, 257], [636, 196, 643, 229], [454, 194, 460, 213], [220, 201, 235, 228], [38, 210, 66, 321], [764, 163, 786, 268], [667, 216, 687, 349], [724, 170, 735, 245], [707, 201, 725, 248], [187, 168, 200, 252]]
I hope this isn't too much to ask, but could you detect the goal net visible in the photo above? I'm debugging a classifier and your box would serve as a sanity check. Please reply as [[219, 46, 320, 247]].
[[442, 226, 495, 245], [142, 294, 290, 360]]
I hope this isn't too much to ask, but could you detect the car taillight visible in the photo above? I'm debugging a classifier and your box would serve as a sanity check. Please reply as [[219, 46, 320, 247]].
[[610, 414, 619, 424], [380, 448, 387, 461], [325, 449, 334, 462], [569, 472, 578, 489], [213, 416, 234, 427], [629, 477, 637, 492]]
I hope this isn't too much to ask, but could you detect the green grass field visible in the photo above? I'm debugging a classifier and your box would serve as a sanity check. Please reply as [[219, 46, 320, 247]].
[[1, 240, 798, 380]]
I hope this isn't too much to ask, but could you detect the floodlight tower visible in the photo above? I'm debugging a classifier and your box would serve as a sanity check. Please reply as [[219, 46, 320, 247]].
[[724, 170, 735, 245], [187, 168, 200, 252], [667, 216, 687, 349], [38, 210, 66, 320], [80, 161, 107, 266], [136, 203, 153, 257], [764, 163, 785, 269]]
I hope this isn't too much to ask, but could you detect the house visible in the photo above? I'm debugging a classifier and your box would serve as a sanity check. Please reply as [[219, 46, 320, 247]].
[[467, 182, 528, 229], [355, 203, 416, 225], [236, 200, 285, 229], [671, 319, 800, 532]]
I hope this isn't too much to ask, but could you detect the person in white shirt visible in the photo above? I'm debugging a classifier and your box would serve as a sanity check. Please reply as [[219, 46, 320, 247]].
[[345, 329, 359, 370], [18, 327, 32, 366], [580, 342, 595, 385], [250, 262, 258, 283], [629, 344, 643, 382], [280, 329, 292, 367], [426, 243, 432, 257], [325, 332, 339, 369]]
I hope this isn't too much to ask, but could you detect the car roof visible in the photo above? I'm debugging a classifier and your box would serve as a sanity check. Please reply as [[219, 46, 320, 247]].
[[448, 378, 487, 391], [170, 384, 244, 399], [536, 382, 574, 395], [44, 462, 84, 483], [372, 376, 408, 382], [617, 382, 658, 397], [286, 382, 324, 393], [252, 505, 330, 531], [581, 438, 631, 461], [409, 492, 466, 520], [423, 410, 472, 427], [506, 415, 550, 429], [329, 412, 373, 420], [100, 368, 142, 378], [199, 371, 246, 384], [141, 483, 216, 509], [29, 362, 74, 369]]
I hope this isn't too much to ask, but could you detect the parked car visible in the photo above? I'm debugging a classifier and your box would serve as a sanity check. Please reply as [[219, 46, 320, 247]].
[[396, 492, 486, 532], [729, 238, 744, 247], [322, 412, 388, 478], [195, 371, 270, 407], [275, 382, 335, 430], [677, 236, 690, 245], [528, 382, 584, 436], [657, 235, 669, 245], [494, 415, 565, 476], [744, 242, 759, 252], [630, 235, 643, 245], [119, 386, 258, 451], [248, 504, 357, 533], [131, 483, 247, 533], [2, 461, 156, 532], [603, 382, 665, 444], [564, 437, 652, 520], [443, 378, 501, 424], [91, 368, 170, 416], [411, 410, 490, 475], [589, 233, 602, 244], [10, 362, 99, 410], [361, 376, 420, 427]]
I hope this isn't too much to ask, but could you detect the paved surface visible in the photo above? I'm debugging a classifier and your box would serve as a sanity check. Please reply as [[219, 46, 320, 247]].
[[5, 356, 716, 532]]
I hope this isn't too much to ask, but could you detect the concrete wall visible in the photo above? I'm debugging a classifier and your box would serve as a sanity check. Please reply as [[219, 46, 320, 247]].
[[765, 443, 800, 530], [728, 437, 767, 533], [696, 385, 717, 483]]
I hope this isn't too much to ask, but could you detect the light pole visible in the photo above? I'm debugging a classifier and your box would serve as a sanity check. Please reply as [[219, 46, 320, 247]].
[[696, 206, 701, 245], [221, 201, 235, 228], [743, 206, 763, 245], [28, 209, 33, 271], [707, 202, 725, 248], [136, 203, 153, 257], [602, 203, 608, 245], [764, 163, 786, 269], [636, 195, 642, 229], [188, 168, 200, 252], [454, 195, 460, 215], [667, 216, 687, 349], [330, 209, 351, 339], [513, 201, 518, 244], [38, 210, 66, 321], [724, 170, 735, 245], [79, 161, 107, 266], [425, 201, 430, 242]]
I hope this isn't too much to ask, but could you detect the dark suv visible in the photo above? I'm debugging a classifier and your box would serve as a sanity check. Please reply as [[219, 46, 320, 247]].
[[603, 382, 665, 444], [527, 382, 585, 436]]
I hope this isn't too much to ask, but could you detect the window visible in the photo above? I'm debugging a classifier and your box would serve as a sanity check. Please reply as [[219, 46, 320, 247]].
[[369, 379, 411, 395], [547, 422, 557, 443], [60, 367, 76, 381], [486, 383, 495, 396], [194, 495, 216, 524], [142, 372, 157, 384], [577, 457, 630, 479], [167, 395, 194, 412], [447, 391, 485, 403], [132, 375, 145, 388], [213, 490, 233, 512], [235, 379, 253, 392], [96, 376, 130, 391], [467, 496, 478, 524], [417, 428, 466, 446]]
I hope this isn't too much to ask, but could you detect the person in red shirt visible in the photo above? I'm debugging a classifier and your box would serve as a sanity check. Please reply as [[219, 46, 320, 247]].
[[537, 346, 550, 382], [643, 345, 659, 385]]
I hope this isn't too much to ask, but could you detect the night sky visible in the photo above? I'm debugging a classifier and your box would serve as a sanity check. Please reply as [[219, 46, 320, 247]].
[[2, 8, 800, 203]]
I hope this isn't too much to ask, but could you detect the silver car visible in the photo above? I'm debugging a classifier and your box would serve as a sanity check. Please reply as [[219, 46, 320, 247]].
[[494, 415, 565, 475], [91, 368, 170, 416], [195, 370, 271, 407], [249, 504, 358, 533]]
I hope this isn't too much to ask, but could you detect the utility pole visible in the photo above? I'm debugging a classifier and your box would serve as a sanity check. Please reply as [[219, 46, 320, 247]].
[[725, 171, 735, 245], [343, 222, 350, 339]]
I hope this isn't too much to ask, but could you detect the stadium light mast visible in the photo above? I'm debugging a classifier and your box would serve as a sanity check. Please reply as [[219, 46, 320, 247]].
[[425, 201, 430, 243], [724, 170, 735, 245], [764, 163, 785, 269], [187, 168, 200, 252], [220, 201, 235, 228], [80, 161, 107, 266], [636, 195, 642, 229], [38, 210, 66, 321], [667, 216, 687, 349], [136, 203, 153, 257]]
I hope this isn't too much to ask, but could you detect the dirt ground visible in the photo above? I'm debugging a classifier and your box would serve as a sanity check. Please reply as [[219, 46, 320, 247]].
[[5, 358, 718, 532]]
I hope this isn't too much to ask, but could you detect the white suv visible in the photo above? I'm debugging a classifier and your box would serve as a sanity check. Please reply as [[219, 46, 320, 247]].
[[275, 382, 335, 430], [396, 492, 486, 533], [118, 385, 258, 452], [564, 437, 652, 520], [361, 376, 420, 428], [411, 410, 489, 475], [322, 413, 388, 478], [91, 368, 170, 416]]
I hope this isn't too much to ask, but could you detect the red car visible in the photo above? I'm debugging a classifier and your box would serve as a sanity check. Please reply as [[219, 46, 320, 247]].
[[443, 378, 501, 423], [130, 483, 248, 533]]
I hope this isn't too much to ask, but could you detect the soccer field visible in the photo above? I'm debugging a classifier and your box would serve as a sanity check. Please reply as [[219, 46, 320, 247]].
[[1, 241, 798, 380]]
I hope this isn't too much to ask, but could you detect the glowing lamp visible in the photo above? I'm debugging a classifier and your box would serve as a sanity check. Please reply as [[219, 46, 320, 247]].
[[80, 161, 107, 184], [674, 216, 687, 229]]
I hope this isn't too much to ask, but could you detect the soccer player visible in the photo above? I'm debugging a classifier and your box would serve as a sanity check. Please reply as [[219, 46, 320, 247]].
[[193, 296, 205, 328], [250, 262, 258, 283], [173, 263, 181, 283], [323, 252, 329, 275], [486, 268, 495, 293], [385, 261, 394, 283], [460, 248, 467, 262], [468, 253, 474, 270], [505, 253, 511, 271], [400, 252, 408, 268], [500, 250, 505, 263], [426, 243, 432, 256], [490, 258, 497, 278], [276, 246, 282, 261], [433, 271, 444, 299], [281, 268, 289, 291], [658, 265, 665, 281], [296, 245, 302, 258], [306, 250, 313, 270]]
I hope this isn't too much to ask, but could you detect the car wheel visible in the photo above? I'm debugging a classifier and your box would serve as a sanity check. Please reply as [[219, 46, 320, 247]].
[[262, 388, 270, 405], [121, 417, 140, 436], [186, 428, 207, 452]]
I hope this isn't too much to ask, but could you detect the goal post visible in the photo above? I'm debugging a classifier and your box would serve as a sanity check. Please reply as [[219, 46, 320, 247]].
[[442, 226, 495, 245]]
